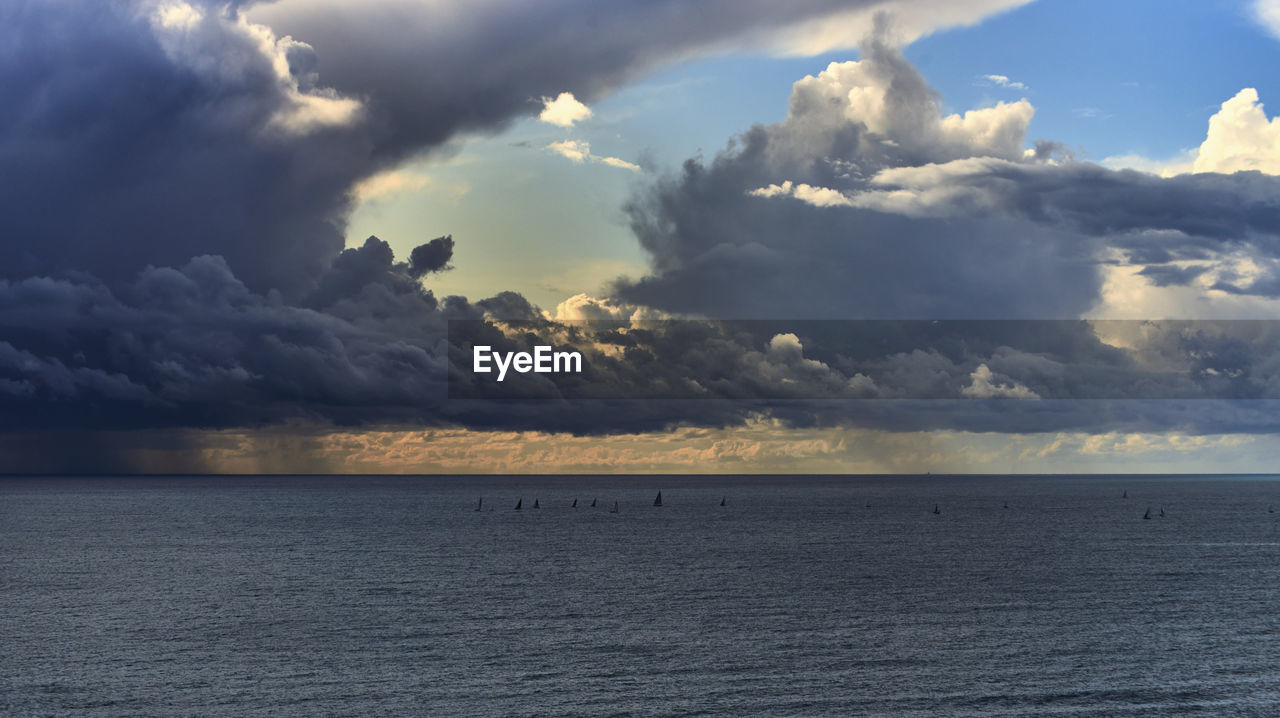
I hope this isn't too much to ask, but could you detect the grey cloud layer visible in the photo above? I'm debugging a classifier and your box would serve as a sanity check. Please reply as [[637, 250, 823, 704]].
[[7, 1, 1280, 472], [4, 0, 951, 297], [612, 31, 1280, 316]]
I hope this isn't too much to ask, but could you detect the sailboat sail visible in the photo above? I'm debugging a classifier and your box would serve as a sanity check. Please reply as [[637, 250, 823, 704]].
[[533, 499, 540, 509], [572, 499, 577, 508], [475, 497, 482, 512], [720, 497, 726, 507], [610, 501, 619, 513], [654, 491, 662, 507], [514, 498, 522, 511]]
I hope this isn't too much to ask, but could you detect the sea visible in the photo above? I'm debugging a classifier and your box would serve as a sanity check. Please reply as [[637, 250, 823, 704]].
[[3, 474, 1279, 716]]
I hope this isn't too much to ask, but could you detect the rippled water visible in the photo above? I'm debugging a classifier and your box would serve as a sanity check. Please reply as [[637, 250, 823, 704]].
[[4, 475, 1280, 716]]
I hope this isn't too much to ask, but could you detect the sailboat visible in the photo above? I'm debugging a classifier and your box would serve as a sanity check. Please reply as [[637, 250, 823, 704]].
[[572, 499, 578, 508], [533, 499, 540, 509], [654, 491, 663, 507], [1143, 507, 1152, 520], [1159, 506, 1166, 517], [514, 498, 522, 511], [720, 497, 726, 507], [932, 504, 941, 515], [1123, 490, 1128, 498], [591, 498, 597, 508], [609, 501, 619, 513], [475, 497, 483, 512]]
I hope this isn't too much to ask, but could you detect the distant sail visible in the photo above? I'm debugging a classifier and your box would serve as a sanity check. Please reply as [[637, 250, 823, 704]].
[[534, 499, 540, 509], [1123, 490, 1128, 498], [1143, 507, 1152, 520], [591, 498, 597, 508], [514, 498, 522, 511], [610, 501, 619, 514], [1159, 506, 1166, 517], [653, 491, 663, 507], [475, 497, 483, 512], [720, 497, 726, 507], [932, 504, 940, 515], [572, 499, 578, 508]]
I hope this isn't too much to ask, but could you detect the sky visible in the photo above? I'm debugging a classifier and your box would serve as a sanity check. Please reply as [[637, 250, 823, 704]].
[[4, 0, 1280, 474]]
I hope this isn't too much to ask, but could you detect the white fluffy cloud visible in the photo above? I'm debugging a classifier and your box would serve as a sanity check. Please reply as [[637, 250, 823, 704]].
[[539, 91, 592, 127], [1106, 88, 1280, 177], [749, 181, 854, 207], [786, 58, 1034, 161], [1192, 88, 1280, 174]]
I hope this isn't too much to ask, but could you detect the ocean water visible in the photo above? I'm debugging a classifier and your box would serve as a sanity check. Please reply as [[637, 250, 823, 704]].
[[3, 474, 1280, 716]]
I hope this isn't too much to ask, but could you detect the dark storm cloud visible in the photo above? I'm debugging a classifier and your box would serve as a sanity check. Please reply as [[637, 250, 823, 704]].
[[0, 1, 374, 297], [0, 0, 941, 298], [10, 0, 1280, 474], [408, 236, 455, 278], [245, 0, 1019, 155]]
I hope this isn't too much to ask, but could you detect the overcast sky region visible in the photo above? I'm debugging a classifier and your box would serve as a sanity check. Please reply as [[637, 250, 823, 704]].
[[5, 0, 1280, 473]]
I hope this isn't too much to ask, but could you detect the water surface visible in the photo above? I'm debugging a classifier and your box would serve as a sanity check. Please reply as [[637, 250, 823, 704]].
[[3, 475, 1279, 716]]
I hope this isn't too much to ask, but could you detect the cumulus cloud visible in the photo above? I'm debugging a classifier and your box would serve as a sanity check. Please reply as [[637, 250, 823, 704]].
[[4, 1, 1024, 300], [540, 92, 593, 127], [616, 19, 1280, 324], [12, 0, 1280, 471], [1107, 88, 1280, 177], [615, 26, 1095, 319], [1192, 88, 1280, 174]]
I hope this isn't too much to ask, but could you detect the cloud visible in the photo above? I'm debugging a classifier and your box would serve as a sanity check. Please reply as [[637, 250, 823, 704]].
[[614, 27, 1094, 320], [1254, 0, 1280, 39], [548, 139, 591, 162], [547, 140, 641, 172], [350, 170, 433, 202], [3, 1, 1023, 300], [982, 73, 1027, 90], [1192, 88, 1280, 174], [749, 181, 854, 207], [408, 236, 456, 277], [601, 156, 643, 172], [14, 1, 1280, 472], [540, 92, 593, 127], [1106, 88, 1280, 177], [961, 364, 1040, 399]]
